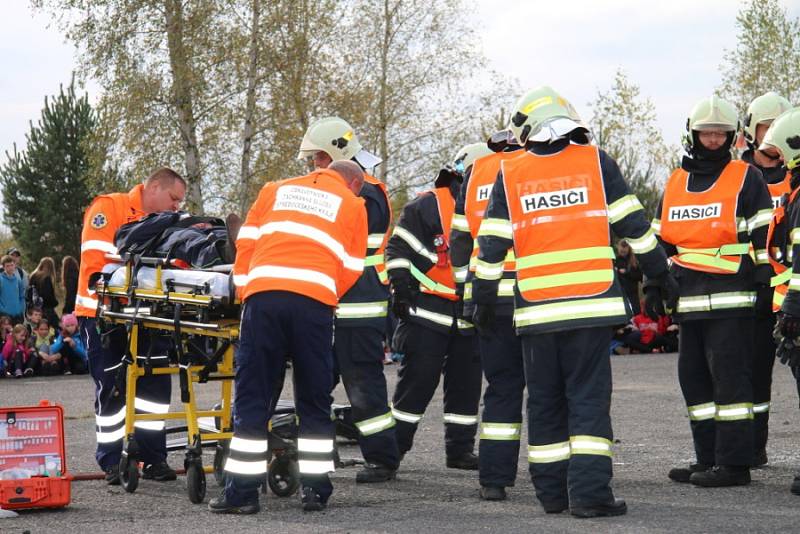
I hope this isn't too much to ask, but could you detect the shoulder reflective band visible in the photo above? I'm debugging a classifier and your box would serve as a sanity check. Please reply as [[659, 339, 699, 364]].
[[527, 441, 571, 463], [569, 435, 613, 457], [480, 422, 521, 441], [676, 292, 755, 313], [714, 403, 754, 421], [607, 194, 644, 224], [516, 246, 614, 269], [335, 301, 388, 319], [687, 402, 715, 421], [391, 405, 422, 424], [514, 297, 626, 328], [443, 413, 479, 425], [355, 410, 395, 436]]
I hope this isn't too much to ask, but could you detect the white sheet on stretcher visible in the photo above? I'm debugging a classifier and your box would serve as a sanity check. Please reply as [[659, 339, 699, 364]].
[[105, 265, 232, 298]]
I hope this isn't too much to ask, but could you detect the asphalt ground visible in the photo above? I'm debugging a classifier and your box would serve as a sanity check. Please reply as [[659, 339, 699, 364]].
[[3, 351, 800, 533]]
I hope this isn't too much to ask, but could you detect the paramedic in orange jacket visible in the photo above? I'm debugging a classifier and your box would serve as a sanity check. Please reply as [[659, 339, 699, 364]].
[[76, 168, 186, 484], [211, 161, 367, 515]]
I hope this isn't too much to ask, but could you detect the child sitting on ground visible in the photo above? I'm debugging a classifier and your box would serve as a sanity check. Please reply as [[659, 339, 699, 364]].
[[49, 314, 87, 375], [35, 318, 62, 376], [0, 315, 12, 340], [3, 324, 36, 377], [23, 306, 43, 339]]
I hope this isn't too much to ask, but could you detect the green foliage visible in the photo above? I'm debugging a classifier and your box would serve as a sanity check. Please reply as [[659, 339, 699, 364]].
[[718, 0, 800, 113], [0, 81, 95, 263], [590, 69, 675, 221]]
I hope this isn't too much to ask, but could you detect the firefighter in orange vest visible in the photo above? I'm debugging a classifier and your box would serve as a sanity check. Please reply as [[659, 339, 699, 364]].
[[759, 107, 800, 494], [385, 143, 491, 470], [740, 92, 792, 466], [449, 130, 525, 501], [472, 87, 674, 518], [76, 168, 186, 485], [210, 161, 367, 514], [297, 117, 399, 483], [655, 96, 773, 487]]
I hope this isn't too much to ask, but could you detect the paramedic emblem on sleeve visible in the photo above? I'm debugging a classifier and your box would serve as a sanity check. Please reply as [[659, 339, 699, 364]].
[[91, 213, 108, 229]]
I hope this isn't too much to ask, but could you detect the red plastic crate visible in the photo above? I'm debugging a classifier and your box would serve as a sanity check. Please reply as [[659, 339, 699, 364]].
[[0, 400, 71, 510]]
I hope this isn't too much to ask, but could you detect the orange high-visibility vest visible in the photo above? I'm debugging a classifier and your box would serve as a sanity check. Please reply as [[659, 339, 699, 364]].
[[501, 144, 614, 303], [660, 161, 749, 274], [767, 186, 800, 311], [464, 151, 519, 273], [233, 169, 367, 306], [364, 173, 392, 285], [414, 187, 459, 301], [767, 172, 792, 210], [76, 184, 146, 317]]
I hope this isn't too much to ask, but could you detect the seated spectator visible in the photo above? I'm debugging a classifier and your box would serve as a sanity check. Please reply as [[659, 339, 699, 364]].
[[23, 306, 43, 338], [34, 319, 62, 376], [29, 257, 59, 328], [61, 255, 79, 315], [0, 255, 25, 324], [0, 315, 12, 340], [620, 306, 678, 354], [50, 314, 87, 375], [3, 324, 36, 378]]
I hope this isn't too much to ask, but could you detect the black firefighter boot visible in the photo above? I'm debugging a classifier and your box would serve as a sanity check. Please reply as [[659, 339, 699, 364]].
[[668, 463, 711, 483], [690, 465, 751, 487]]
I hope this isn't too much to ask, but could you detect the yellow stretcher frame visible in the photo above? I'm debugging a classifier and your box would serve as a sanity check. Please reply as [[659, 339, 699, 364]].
[[98, 255, 238, 504]]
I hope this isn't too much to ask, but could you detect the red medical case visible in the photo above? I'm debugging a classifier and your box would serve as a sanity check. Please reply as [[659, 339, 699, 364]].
[[0, 400, 71, 510]]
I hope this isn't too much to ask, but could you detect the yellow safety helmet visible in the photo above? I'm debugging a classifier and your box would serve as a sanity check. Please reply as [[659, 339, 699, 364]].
[[759, 107, 800, 170], [297, 117, 382, 169], [509, 86, 589, 145]]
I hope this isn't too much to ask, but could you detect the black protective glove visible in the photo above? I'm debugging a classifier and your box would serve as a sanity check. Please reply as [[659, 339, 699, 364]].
[[644, 273, 679, 320], [472, 304, 496, 336], [390, 279, 415, 322], [754, 285, 774, 318], [775, 318, 800, 369], [779, 313, 800, 339]]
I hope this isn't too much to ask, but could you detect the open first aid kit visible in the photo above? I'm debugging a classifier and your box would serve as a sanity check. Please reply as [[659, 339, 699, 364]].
[[0, 400, 71, 510]]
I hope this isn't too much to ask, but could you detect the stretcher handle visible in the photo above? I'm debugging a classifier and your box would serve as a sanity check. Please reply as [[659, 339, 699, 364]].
[[101, 310, 222, 331]]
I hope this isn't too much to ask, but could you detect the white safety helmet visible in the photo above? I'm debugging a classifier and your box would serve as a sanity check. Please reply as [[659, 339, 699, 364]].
[[297, 116, 382, 170]]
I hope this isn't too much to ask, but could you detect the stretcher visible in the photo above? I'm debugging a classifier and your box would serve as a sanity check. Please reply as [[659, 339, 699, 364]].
[[97, 254, 238, 503], [97, 254, 361, 503]]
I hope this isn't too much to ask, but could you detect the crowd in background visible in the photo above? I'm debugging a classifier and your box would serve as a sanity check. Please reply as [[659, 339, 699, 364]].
[[0, 248, 82, 378]]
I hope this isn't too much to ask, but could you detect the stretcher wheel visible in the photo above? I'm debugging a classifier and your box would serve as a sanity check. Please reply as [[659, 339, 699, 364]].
[[120, 456, 139, 493], [186, 461, 207, 503], [268, 455, 299, 497], [213, 443, 227, 485]]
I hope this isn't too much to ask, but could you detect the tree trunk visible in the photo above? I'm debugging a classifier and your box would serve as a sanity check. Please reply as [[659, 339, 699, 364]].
[[376, 0, 391, 183], [164, 0, 204, 214], [239, 0, 261, 215]]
